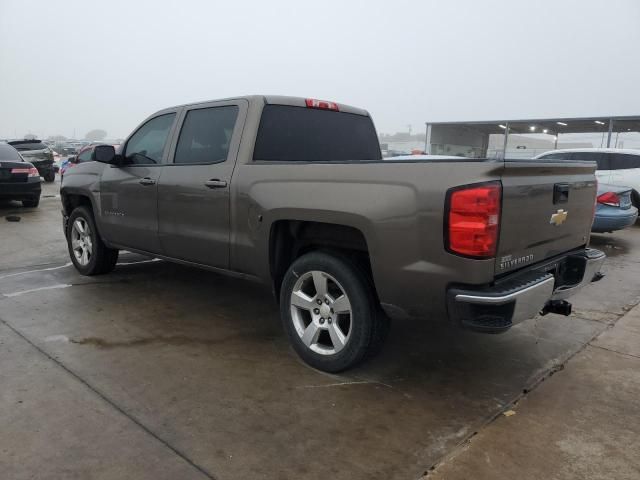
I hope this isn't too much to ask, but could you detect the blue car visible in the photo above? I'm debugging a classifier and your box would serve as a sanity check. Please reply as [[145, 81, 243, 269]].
[[592, 184, 638, 233]]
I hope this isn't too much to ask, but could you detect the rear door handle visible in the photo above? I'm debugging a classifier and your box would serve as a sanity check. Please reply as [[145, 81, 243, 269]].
[[204, 179, 228, 189], [139, 177, 156, 186]]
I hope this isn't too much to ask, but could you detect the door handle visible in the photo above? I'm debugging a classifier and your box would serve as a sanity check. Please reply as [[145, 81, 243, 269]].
[[139, 177, 156, 186], [204, 179, 228, 189]]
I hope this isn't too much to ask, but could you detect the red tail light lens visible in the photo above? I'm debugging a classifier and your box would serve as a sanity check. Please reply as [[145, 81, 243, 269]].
[[597, 191, 620, 207], [447, 182, 501, 258], [305, 98, 339, 111], [10, 167, 39, 177]]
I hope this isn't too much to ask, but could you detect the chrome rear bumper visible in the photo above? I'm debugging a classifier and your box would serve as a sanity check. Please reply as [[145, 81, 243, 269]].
[[448, 248, 605, 333]]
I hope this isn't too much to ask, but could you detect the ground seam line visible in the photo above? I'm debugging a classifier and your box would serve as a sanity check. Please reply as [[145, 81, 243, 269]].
[[588, 342, 640, 360], [0, 317, 218, 480]]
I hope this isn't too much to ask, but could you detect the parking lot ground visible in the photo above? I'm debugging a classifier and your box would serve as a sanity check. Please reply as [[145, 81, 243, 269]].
[[1, 180, 640, 480], [428, 303, 640, 480]]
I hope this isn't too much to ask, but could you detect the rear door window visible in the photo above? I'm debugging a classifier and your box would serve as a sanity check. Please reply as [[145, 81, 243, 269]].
[[566, 152, 610, 170], [174, 106, 239, 164], [609, 153, 640, 170], [253, 105, 381, 162]]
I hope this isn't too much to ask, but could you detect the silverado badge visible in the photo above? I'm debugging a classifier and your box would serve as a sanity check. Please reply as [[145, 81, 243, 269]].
[[550, 209, 568, 226]]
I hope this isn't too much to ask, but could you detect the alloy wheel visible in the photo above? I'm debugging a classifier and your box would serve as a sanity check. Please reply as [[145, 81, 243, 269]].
[[290, 270, 353, 355], [71, 218, 93, 266]]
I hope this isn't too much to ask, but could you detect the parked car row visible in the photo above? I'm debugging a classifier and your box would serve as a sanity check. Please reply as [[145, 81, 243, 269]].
[[0, 143, 42, 207], [7, 139, 57, 182], [535, 148, 640, 233]]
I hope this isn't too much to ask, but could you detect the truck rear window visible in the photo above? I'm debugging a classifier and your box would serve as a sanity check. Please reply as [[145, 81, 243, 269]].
[[253, 105, 381, 162]]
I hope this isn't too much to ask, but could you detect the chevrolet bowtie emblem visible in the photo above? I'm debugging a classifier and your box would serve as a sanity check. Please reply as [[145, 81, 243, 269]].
[[550, 209, 568, 226]]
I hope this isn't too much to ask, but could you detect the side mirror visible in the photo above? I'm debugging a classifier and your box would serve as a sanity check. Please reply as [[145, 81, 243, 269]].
[[94, 145, 117, 164], [68, 156, 78, 164]]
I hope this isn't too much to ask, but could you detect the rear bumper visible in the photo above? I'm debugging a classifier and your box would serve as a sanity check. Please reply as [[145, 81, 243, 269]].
[[0, 179, 42, 200], [592, 207, 638, 233], [448, 248, 606, 333]]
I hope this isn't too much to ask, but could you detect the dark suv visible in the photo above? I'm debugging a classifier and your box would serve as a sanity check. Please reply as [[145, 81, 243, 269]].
[[8, 140, 56, 182]]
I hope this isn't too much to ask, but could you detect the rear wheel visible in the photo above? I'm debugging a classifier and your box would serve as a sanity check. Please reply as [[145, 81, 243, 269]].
[[67, 206, 119, 275], [280, 251, 387, 372], [22, 196, 40, 208]]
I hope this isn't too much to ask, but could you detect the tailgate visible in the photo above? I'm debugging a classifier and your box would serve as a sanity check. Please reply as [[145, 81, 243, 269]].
[[496, 159, 597, 275]]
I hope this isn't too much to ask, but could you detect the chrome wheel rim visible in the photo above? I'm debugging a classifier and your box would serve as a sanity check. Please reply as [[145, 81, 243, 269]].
[[71, 218, 93, 266], [290, 271, 352, 355]]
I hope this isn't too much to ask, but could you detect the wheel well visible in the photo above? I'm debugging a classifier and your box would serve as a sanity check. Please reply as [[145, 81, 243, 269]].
[[62, 193, 93, 216], [269, 220, 373, 300]]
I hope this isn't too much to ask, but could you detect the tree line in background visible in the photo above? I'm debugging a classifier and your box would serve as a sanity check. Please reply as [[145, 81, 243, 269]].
[[24, 129, 108, 142]]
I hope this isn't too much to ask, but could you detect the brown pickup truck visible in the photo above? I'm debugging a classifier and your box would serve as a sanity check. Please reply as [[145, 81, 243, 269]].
[[60, 95, 605, 372]]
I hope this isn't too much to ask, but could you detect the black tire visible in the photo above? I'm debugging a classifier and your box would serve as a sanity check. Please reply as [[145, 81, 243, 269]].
[[66, 206, 119, 275], [632, 190, 640, 213], [22, 196, 40, 208], [280, 251, 387, 372], [44, 171, 56, 182]]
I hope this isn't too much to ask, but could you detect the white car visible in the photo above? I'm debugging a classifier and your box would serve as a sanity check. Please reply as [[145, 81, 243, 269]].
[[535, 148, 640, 206]]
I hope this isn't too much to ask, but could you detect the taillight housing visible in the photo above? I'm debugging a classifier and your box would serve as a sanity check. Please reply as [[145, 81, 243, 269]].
[[597, 191, 620, 207], [446, 181, 502, 258], [10, 167, 39, 177], [305, 98, 339, 111]]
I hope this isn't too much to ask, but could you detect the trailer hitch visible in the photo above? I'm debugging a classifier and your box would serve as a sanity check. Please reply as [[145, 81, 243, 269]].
[[540, 299, 572, 317]]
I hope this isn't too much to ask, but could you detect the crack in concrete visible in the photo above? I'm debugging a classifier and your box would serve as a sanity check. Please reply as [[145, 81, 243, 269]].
[[296, 380, 394, 389], [587, 343, 640, 361]]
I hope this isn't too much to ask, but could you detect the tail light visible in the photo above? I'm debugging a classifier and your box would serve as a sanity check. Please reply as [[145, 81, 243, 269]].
[[10, 167, 38, 176], [446, 182, 502, 258], [305, 98, 339, 111], [597, 191, 620, 207]]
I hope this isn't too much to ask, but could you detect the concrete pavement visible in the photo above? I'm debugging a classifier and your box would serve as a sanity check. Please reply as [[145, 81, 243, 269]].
[[427, 304, 640, 480]]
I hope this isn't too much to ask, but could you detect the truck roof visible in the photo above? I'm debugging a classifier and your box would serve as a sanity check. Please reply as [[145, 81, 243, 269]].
[[157, 95, 371, 117]]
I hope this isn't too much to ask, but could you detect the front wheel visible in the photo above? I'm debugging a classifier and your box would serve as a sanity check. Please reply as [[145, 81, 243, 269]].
[[280, 251, 387, 372], [66, 206, 119, 275]]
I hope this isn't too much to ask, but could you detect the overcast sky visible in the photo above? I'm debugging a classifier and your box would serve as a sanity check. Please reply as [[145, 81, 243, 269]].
[[1, 0, 639, 140]]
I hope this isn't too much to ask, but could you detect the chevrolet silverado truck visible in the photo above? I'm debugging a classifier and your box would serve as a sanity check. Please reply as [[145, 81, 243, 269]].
[[60, 95, 605, 372]]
